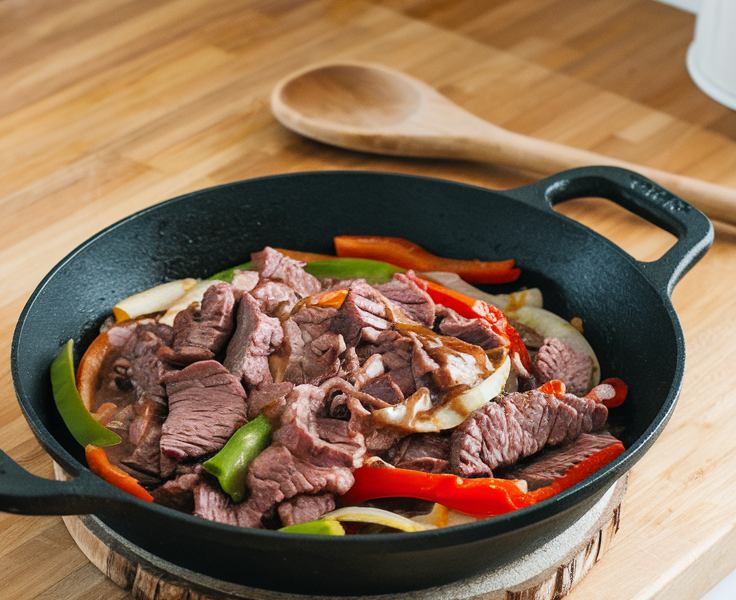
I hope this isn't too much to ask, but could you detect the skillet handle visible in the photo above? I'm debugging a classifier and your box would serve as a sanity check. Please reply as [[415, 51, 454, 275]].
[[0, 448, 135, 515], [506, 166, 715, 296]]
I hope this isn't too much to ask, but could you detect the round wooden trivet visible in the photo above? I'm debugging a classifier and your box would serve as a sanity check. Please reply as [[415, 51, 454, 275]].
[[54, 463, 626, 600]]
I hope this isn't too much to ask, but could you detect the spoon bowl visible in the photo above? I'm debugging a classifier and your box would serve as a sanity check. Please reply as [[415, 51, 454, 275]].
[[271, 61, 736, 224]]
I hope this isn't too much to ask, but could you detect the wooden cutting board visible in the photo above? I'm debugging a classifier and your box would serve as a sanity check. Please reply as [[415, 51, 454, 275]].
[[2, 1, 736, 600]]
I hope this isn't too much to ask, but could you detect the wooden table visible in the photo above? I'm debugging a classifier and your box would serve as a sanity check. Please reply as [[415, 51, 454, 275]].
[[1, 1, 735, 599]]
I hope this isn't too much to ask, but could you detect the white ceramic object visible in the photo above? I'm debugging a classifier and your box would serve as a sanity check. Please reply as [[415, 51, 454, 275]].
[[687, 0, 736, 110]]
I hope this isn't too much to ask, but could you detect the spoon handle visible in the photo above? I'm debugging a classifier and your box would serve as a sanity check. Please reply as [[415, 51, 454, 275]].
[[464, 124, 736, 225]]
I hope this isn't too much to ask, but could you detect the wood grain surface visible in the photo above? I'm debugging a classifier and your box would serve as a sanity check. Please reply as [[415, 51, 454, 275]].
[[1, 1, 735, 599]]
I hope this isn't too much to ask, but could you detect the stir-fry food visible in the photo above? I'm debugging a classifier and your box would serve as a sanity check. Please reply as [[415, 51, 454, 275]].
[[52, 238, 626, 534]]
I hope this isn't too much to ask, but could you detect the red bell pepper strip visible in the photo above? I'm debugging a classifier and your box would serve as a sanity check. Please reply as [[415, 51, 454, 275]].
[[342, 438, 625, 518], [537, 379, 566, 398], [333, 236, 521, 284], [340, 466, 530, 517], [407, 274, 533, 374], [85, 444, 154, 502], [585, 378, 628, 408]]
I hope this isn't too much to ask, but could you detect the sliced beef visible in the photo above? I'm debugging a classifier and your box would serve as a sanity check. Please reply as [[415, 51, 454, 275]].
[[246, 381, 294, 421], [226, 384, 366, 528], [449, 388, 608, 477], [357, 329, 416, 397], [387, 433, 450, 473], [193, 479, 239, 526], [534, 337, 594, 395], [273, 384, 365, 469], [250, 280, 300, 317], [436, 305, 506, 350], [360, 373, 405, 405], [375, 272, 435, 328], [160, 360, 247, 461], [121, 420, 165, 479], [224, 293, 284, 390], [281, 306, 346, 385], [277, 493, 336, 527], [159, 282, 236, 366], [250, 246, 321, 298], [502, 431, 622, 490], [330, 281, 393, 347], [153, 468, 203, 512], [235, 445, 357, 529]]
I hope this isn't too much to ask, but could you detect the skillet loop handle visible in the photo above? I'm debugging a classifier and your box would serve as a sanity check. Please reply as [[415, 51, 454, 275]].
[[0, 448, 134, 515], [508, 166, 715, 297]]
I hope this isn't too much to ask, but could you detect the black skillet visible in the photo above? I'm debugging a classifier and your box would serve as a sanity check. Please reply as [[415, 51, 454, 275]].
[[6, 166, 713, 595]]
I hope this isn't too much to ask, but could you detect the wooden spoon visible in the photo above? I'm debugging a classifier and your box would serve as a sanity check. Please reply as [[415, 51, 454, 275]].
[[271, 62, 736, 225]]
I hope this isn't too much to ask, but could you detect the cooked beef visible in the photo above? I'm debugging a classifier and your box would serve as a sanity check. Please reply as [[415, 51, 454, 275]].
[[388, 433, 450, 473], [227, 384, 366, 528], [114, 319, 175, 414], [193, 479, 239, 526], [160, 282, 236, 366], [360, 373, 405, 405], [121, 420, 165, 479], [235, 445, 357, 529], [224, 293, 284, 390], [281, 306, 346, 385], [357, 329, 416, 397], [331, 393, 404, 455], [277, 493, 336, 527], [246, 381, 294, 421], [250, 246, 321, 298], [502, 431, 621, 489], [250, 280, 300, 317], [153, 469, 203, 512], [160, 360, 247, 461], [274, 384, 365, 469], [449, 388, 608, 476], [375, 272, 436, 328], [534, 337, 594, 395], [330, 281, 393, 347], [436, 305, 506, 350]]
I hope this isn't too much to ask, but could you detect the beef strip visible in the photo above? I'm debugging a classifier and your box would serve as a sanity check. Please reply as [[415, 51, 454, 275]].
[[387, 433, 450, 473], [153, 467, 203, 512], [277, 493, 336, 527], [246, 381, 294, 421], [250, 280, 300, 317], [357, 329, 416, 397], [223, 293, 284, 391], [449, 388, 608, 477], [159, 282, 236, 366], [501, 431, 621, 490], [534, 337, 594, 395], [218, 384, 365, 528], [435, 305, 507, 350], [160, 360, 247, 461], [250, 246, 321, 298], [281, 306, 346, 385], [375, 272, 436, 328], [330, 281, 394, 347]]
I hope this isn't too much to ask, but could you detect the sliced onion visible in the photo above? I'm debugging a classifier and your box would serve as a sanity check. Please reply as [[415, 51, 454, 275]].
[[372, 354, 511, 432], [158, 280, 222, 326], [324, 506, 434, 532], [411, 503, 480, 529], [113, 278, 198, 322], [508, 305, 601, 388]]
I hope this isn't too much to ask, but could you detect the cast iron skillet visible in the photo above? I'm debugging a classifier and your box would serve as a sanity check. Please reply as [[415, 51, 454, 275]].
[[6, 166, 713, 596]]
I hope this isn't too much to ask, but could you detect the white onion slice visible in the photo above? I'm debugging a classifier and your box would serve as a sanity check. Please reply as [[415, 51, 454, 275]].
[[508, 305, 601, 388], [113, 278, 198, 322], [372, 354, 511, 432]]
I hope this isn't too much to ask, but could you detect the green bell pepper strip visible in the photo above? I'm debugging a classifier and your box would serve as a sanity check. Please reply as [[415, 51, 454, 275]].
[[50, 339, 122, 447], [303, 258, 404, 284], [209, 257, 403, 286], [278, 519, 346, 535], [203, 414, 271, 502]]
